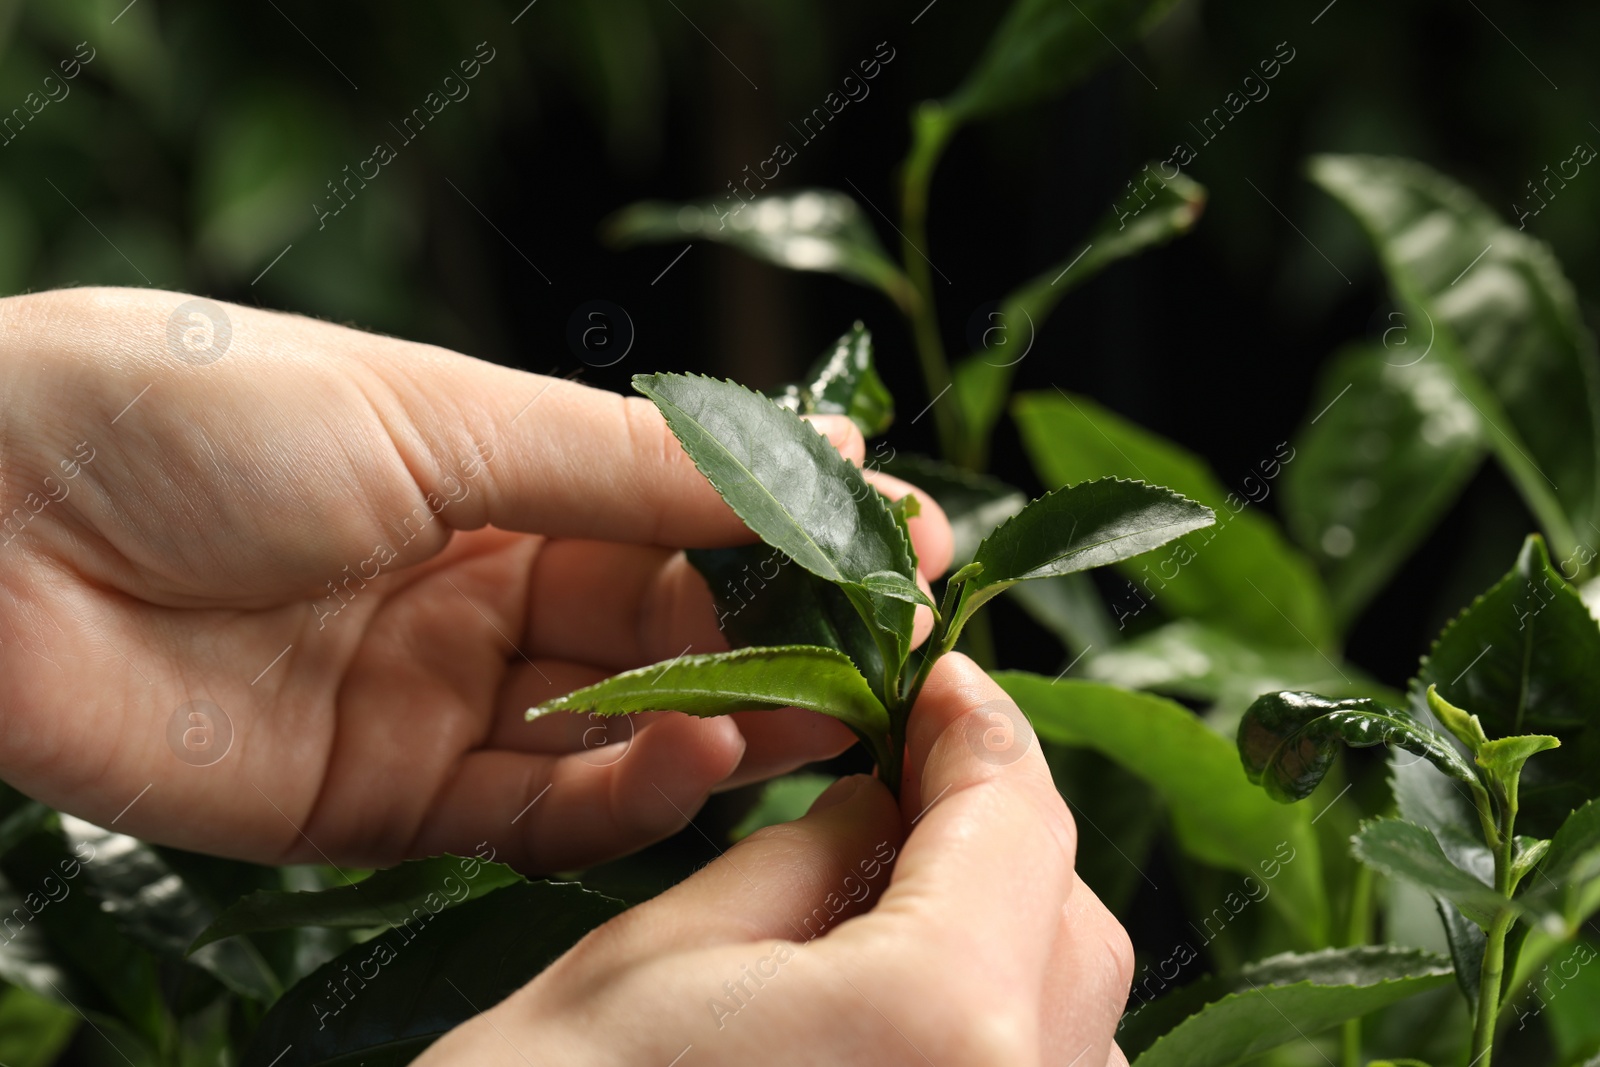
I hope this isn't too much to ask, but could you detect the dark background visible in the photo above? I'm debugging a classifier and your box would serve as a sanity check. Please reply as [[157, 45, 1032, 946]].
[[2, 0, 1593, 710], [7, 4, 1597, 1061]]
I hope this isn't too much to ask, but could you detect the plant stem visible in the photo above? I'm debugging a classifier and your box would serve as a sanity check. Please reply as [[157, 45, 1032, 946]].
[[1340, 864, 1375, 1067], [897, 105, 966, 466], [1469, 797, 1519, 1066]]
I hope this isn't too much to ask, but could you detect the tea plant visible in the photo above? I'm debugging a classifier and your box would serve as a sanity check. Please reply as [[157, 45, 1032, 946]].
[[527, 361, 1215, 795], [1234, 535, 1600, 1066]]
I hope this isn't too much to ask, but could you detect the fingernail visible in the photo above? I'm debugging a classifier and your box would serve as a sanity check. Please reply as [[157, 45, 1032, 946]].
[[809, 774, 865, 814]]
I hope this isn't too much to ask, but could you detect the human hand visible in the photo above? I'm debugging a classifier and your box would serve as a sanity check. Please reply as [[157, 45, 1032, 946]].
[[0, 287, 952, 871], [418, 654, 1134, 1067]]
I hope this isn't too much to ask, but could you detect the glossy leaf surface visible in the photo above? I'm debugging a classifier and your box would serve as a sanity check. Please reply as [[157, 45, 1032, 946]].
[[1014, 390, 1333, 649], [999, 672, 1326, 944], [1412, 534, 1600, 837], [1239, 691, 1477, 803], [1124, 947, 1453, 1066], [635, 372, 918, 676], [1082, 619, 1386, 710], [529, 645, 889, 739], [605, 190, 912, 308], [1281, 342, 1485, 627], [772, 322, 894, 437], [1352, 818, 1504, 928], [959, 478, 1215, 628], [240, 881, 625, 1067], [1311, 154, 1600, 546]]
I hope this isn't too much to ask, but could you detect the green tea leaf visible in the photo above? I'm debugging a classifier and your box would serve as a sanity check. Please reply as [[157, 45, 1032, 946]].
[[941, 0, 1183, 125], [1311, 154, 1600, 548], [687, 545, 890, 702], [772, 322, 894, 437], [59, 817, 281, 1003], [1411, 534, 1600, 837], [957, 479, 1215, 630], [0, 985, 76, 1067], [1519, 799, 1600, 936], [1476, 733, 1561, 789], [730, 773, 837, 841], [0, 830, 165, 1044], [878, 452, 1026, 569], [190, 855, 524, 953], [1124, 946, 1453, 1066], [1082, 619, 1385, 709], [239, 881, 625, 1067], [1281, 343, 1486, 627], [1238, 691, 1478, 803], [635, 372, 918, 685], [1014, 390, 1333, 649], [953, 166, 1204, 465], [605, 190, 912, 310], [997, 673, 1327, 945], [529, 645, 890, 740], [1352, 819, 1505, 928]]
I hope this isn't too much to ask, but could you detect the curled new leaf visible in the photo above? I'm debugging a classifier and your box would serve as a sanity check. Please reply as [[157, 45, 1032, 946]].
[[1239, 691, 1477, 803], [772, 322, 895, 437], [528, 645, 890, 740]]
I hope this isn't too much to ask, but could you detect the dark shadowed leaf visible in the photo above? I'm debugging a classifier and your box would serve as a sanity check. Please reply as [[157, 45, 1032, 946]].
[[0, 830, 165, 1044], [1123, 946, 1453, 1066], [605, 190, 912, 310], [878, 452, 1026, 570], [56, 818, 280, 1001], [1411, 534, 1600, 837], [0, 985, 76, 1067], [953, 166, 1204, 465], [772, 323, 894, 437], [957, 479, 1214, 630], [729, 774, 837, 842], [998, 672, 1326, 944], [191, 855, 524, 953], [687, 545, 889, 702], [635, 373, 918, 683], [239, 881, 625, 1067], [941, 0, 1183, 125], [1082, 619, 1388, 711], [1281, 343, 1485, 628], [1238, 691, 1477, 804], [1014, 390, 1333, 649], [529, 646, 889, 740], [1311, 154, 1600, 546], [1352, 819, 1504, 928], [1519, 799, 1600, 936]]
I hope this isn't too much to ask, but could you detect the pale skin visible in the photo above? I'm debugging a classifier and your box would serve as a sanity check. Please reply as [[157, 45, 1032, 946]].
[[0, 287, 1132, 1065]]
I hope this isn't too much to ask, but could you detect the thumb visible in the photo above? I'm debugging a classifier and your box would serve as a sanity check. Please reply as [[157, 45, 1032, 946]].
[[598, 774, 903, 962]]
